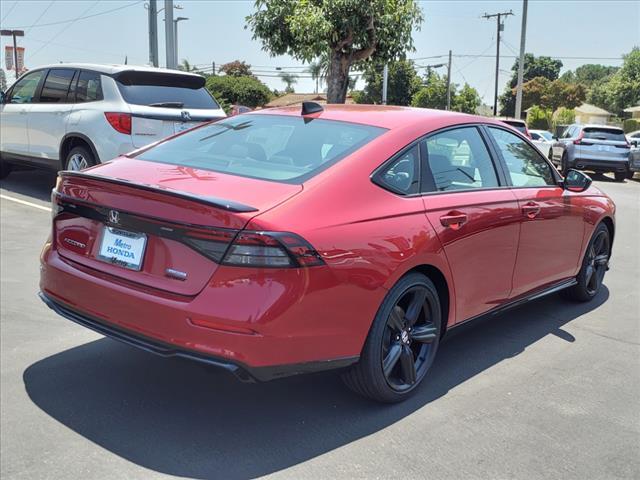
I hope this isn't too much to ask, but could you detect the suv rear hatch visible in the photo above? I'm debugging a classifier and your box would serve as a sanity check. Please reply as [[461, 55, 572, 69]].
[[114, 70, 225, 148], [52, 158, 301, 296], [577, 127, 630, 162]]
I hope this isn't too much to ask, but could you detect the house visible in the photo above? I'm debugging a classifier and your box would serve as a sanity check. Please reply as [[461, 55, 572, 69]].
[[574, 103, 613, 124], [264, 93, 355, 108], [623, 105, 640, 119]]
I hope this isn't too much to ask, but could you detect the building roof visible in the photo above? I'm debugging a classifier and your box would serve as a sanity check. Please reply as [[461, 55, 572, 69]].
[[264, 93, 355, 108], [623, 105, 640, 113], [574, 103, 612, 116]]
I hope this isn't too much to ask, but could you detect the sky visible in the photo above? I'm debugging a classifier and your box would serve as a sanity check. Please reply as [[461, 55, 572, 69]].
[[1, 0, 639, 104]]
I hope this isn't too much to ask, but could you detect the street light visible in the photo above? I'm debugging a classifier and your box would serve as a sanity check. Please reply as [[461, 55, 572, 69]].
[[173, 17, 188, 68], [0, 29, 24, 80]]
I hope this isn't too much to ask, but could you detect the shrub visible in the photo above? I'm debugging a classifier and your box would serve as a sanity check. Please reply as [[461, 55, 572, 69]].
[[527, 105, 552, 130], [206, 75, 272, 109], [553, 107, 575, 128], [623, 118, 639, 133]]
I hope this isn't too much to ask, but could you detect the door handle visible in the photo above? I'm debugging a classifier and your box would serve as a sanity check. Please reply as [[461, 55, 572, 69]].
[[440, 211, 468, 230], [522, 202, 541, 219]]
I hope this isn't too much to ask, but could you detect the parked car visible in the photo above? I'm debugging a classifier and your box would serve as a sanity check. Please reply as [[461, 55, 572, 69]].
[[529, 129, 554, 159], [498, 117, 531, 137], [40, 104, 615, 403], [0, 63, 225, 179], [626, 129, 640, 146], [551, 124, 632, 181], [629, 136, 640, 176]]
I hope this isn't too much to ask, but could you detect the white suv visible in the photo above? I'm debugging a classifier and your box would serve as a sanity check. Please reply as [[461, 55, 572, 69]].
[[0, 63, 226, 178]]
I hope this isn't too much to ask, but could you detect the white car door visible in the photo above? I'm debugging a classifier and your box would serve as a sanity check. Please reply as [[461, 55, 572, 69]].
[[27, 68, 76, 164], [0, 70, 47, 157]]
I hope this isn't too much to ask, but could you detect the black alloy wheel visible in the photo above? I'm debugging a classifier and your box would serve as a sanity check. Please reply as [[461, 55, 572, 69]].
[[584, 228, 610, 297]]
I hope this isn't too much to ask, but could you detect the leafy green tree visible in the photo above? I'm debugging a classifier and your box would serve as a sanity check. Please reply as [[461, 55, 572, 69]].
[[499, 54, 563, 116], [220, 60, 254, 77], [247, 0, 423, 103], [553, 107, 575, 128], [526, 105, 552, 130], [206, 75, 272, 108], [519, 76, 585, 112], [411, 71, 449, 109], [278, 72, 298, 93], [452, 83, 481, 114], [587, 47, 640, 116], [560, 64, 619, 87], [356, 60, 421, 106]]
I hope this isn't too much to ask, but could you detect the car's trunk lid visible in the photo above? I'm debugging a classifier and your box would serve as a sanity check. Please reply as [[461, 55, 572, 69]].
[[53, 158, 301, 295]]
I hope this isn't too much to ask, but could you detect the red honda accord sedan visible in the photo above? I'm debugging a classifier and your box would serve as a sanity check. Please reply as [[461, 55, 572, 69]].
[[39, 104, 615, 402]]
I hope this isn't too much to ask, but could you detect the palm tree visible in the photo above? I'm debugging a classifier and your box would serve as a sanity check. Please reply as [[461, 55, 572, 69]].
[[179, 59, 196, 72], [306, 52, 330, 93], [279, 72, 298, 93]]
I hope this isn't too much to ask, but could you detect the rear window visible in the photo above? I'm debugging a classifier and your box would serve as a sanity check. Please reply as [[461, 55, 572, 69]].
[[115, 71, 218, 109], [502, 120, 527, 134], [583, 128, 626, 142], [135, 114, 386, 183]]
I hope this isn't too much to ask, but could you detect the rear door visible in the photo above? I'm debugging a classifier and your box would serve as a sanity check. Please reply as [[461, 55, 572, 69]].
[[420, 126, 521, 322], [485, 126, 584, 297], [577, 126, 629, 163], [28, 68, 77, 162], [113, 70, 226, 148]]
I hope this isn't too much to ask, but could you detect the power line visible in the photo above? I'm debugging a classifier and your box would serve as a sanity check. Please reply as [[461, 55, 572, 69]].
[[4, 1, 143, 29], [24, 0, 56, 34], [1, 1, 18, 24]]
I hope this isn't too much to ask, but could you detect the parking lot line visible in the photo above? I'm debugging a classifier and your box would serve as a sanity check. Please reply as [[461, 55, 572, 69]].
[[0, 194, 51, 212]]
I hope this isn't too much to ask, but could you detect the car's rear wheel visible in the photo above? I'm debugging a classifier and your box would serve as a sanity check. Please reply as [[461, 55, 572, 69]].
[[562, 223, 610, 302], [614, 171, 626, 182], [65, 146, 96, 171], [342, 272, 442, 403], [0, 161, 12, 179], [560, 153, 570, 176]]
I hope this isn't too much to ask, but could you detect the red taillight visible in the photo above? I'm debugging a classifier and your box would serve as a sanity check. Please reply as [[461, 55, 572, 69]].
[[104, 112, 132, 135], [573, 130, 584, 145]]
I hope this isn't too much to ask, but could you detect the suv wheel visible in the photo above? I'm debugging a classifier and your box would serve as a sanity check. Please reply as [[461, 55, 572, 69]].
[[0, 161, 12, 179], [613, 171, 626, 182], [65, 146, 96, 171], [342, 272, 442, 403], [560, 153, 570, 176]]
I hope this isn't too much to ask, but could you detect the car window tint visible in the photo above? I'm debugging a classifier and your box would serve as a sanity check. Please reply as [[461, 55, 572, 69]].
[[136, 115, 385, 183], [488, 127, 556, 187], [8, 70, 45, 104], [583, 128, 626, 142], [423, 127, 499, 192], [377, 145, 420, 194], [531, 132, 541, 140], [40, 69, 75, 103], [76, 71, 103, 102]]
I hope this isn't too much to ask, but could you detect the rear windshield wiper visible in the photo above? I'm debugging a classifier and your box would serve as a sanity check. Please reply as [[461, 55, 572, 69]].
[[149, 102, 184, 108]]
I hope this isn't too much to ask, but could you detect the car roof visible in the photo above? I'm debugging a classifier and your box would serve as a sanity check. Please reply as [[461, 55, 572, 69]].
[[25, 63, 203, 79], [497, 117, 526, 124], [575, 123, 624, 131], [249, 104, 497, 130]]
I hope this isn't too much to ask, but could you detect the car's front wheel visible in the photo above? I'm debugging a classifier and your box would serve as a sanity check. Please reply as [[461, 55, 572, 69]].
[[562, 222, 610, 302], [0, 161, 12, 179], [342, 272, 442, 403], [614, 172, 627, 182], [65, 146, 96, 171]]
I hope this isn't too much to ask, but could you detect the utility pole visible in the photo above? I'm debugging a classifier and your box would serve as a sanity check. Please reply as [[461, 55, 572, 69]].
[[446, 50, 452, 110], [212, 61, 216, 76], [173, 17, 188, 68], [483, 10, 513, 116], [514, 0, 528, 119], [164, 0, 175, 69], [382, 64, 388, 105], [0, 29, 24, 80], [147, 0, 159, 67]]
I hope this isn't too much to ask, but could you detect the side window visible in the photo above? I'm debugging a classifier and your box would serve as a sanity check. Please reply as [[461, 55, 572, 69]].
[[39, 69, 76, 103], [375, 144, 420, 195], [76, 71, 103, 102], [7, 70, 45, 104], [423, 127, 499, 192], [487, 127, 556, 187]]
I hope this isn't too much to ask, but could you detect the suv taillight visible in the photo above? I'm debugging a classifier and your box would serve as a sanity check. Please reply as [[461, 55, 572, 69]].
[[105, 112, 132, 135], [184, 229, 325, 268]]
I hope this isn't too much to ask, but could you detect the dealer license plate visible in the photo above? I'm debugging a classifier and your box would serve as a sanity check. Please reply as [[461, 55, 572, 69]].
[[97, 227, 147, 271]]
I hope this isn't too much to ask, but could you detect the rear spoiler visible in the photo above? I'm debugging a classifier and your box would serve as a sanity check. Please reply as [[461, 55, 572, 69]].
[[59, 171, 259, 213]]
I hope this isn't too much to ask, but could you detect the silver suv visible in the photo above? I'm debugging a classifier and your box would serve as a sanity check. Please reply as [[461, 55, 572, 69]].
[[0, 64, 226, 179], [550, 124, 632, 181]]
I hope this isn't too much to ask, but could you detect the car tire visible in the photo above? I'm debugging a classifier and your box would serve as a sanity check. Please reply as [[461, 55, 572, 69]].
[[625, 170, 634, 180], [548, 148, 553, 161], [613, 172, 626, 182], [342, 272, 442, 403], [560, 153, 570, 176], [0, 161, 12, 179], [65, 146, 96, 171], [562, 223, 610, 302]]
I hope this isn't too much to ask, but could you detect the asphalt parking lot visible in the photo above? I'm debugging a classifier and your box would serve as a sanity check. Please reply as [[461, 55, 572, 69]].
[[1, 169, 639, 480]]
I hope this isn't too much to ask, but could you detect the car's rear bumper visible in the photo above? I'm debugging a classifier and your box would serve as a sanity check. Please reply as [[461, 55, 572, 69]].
[[572, 159, 629, 173]]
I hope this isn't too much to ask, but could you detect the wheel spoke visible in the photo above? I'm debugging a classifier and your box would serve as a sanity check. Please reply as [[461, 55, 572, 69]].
[[410, 323, 438, 343], [594, 254, 608, 266], [593, 233, 605, 255], [399, 345, 417, 384], [585, 265, 595, 287], [405, 288, 427, 327], [383, 343, 402, 377], [389, 306, 405, 332]]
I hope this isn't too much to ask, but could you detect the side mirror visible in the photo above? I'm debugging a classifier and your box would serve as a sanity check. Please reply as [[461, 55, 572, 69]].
[[563, 169, 592, 192], [552, 135, 559, 141], [631, 139, 638, 148]]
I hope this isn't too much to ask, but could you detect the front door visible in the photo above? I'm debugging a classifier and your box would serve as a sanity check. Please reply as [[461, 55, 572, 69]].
[[421, 126, 521, 322], [485, 126, 584, 298]]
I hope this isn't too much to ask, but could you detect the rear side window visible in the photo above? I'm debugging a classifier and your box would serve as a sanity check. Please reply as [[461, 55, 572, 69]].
[[75, 71, 103, 102], [583, 128, 626, 142], [136, 115, 385, 183], [423, 127, 499, 192], [115, 71, 218, 109], [39, 69, 75, 103], [375, 144, 420, 195], [488, 127, 556, 187]]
